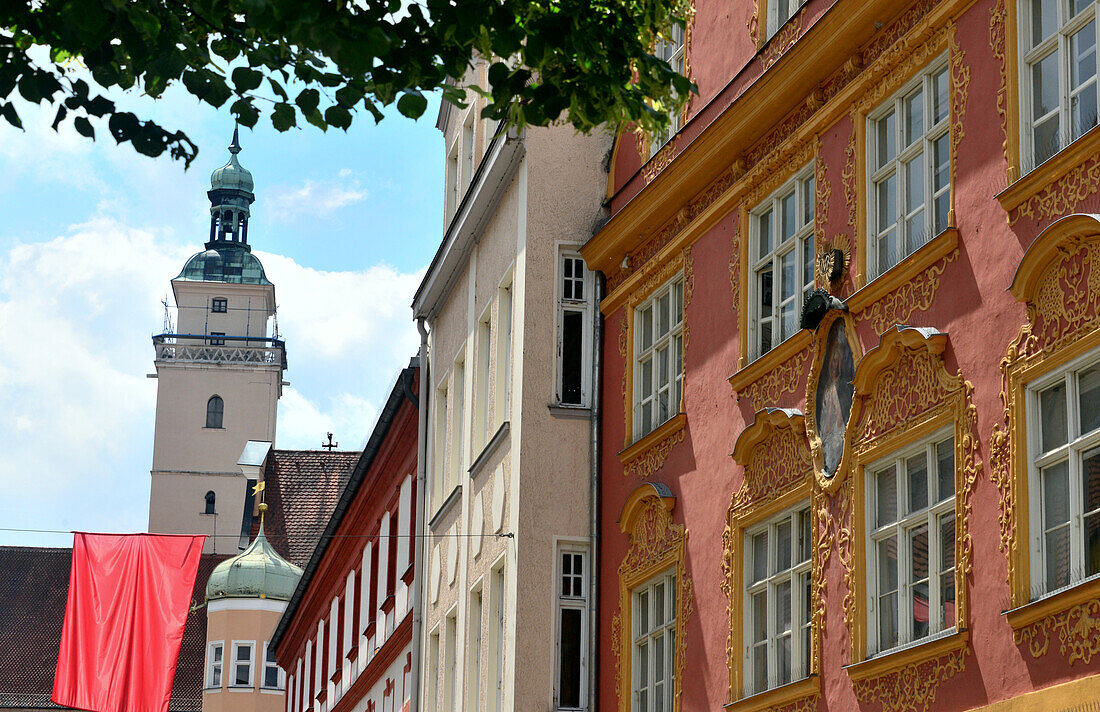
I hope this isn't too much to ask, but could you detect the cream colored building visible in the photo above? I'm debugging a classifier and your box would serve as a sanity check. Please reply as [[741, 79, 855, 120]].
[[413, 64, 611, 712], [148, 130, 285, 555]]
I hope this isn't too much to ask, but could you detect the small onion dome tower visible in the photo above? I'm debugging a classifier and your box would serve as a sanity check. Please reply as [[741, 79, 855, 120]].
[[202, 506, 300, 712], [207, 126, 256, 250]]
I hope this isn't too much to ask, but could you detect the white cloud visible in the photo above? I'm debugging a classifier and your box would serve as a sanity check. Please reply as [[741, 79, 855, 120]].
[[266, 178, 368, 220]]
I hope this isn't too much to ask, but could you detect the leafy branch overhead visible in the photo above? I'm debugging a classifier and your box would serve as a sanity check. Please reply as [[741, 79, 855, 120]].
[[1, 0, 695, 166]]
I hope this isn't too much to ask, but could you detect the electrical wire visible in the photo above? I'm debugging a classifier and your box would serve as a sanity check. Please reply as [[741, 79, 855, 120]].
[[0, 527, 513, 540]]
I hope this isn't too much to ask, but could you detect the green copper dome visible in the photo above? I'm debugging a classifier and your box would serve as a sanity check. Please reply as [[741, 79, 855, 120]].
[[205, 523, 302, 602], [176, 246, 272, 285]]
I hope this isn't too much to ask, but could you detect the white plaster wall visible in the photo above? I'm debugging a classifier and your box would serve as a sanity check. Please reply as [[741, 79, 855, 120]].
[[172, 281, 274, 343]]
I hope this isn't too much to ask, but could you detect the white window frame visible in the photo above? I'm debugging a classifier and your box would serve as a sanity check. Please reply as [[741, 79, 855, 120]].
[[488, 556, 508, 712], [433, 377, 450, 511], [426, 626, 441, 711], [866, 56, 952, 280], [633, 275, 685, 441], [1019, 0, 1100, 173], [865, 430, 957, 657], [445, 136, 460, 221], [230, 640, 255, 688], [448, 354, 466, 492], [1026, 348, 1100, 598], [261, 641, 284, 690], [742, 502, 812, 697], [631, 569, 676, 712], [495, 271, 514, 429], [554, 543, 589, 711], [211, 297, 228, 313], [650, 24, 686, 155], [443, 608, 459, 712], [206, 641, 224, 689], [466, 581, 484, 712], [474, 303, 494, 453], [748, 166, 815, 361], [766, 0, 807, 38], [557, 250, 594, 408], [461, 107, 476, 192]]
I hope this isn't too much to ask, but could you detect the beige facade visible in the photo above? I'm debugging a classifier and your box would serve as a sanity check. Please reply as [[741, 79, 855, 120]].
[[415, 64, 611, 712], [203, 599, 288, 712]]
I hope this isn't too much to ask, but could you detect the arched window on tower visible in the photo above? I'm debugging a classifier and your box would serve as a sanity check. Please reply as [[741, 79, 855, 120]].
[[205, 491, 216, 515], [206, 395, 224, 429]]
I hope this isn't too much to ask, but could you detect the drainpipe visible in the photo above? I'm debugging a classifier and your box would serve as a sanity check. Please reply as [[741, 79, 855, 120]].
[[588, 273, 603, 712], [409, 317, 430, 712]]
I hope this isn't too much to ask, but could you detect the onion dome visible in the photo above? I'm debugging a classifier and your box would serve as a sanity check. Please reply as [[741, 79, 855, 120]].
[[209, 127, 254, 193], [176, 246, 272, 285], [205, 522, 302, 602]]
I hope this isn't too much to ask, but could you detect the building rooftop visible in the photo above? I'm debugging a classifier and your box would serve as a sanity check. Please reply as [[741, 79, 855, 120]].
[[175, 246, 271, 285]]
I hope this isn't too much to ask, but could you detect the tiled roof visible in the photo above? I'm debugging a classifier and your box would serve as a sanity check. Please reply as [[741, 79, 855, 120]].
[[0, 546, 226, 711], [256, 450, 360, 568]]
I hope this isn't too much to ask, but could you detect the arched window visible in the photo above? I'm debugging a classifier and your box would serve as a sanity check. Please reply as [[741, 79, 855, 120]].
[[206, 395, 224, 429], [205, 491, 216, 515]]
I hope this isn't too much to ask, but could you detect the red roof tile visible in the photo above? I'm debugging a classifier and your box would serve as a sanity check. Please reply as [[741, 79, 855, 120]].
[[0, 546, 227, 711], [255, 450, 359, 568]]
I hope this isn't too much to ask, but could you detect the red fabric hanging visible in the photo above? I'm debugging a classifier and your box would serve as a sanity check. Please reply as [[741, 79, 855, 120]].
[[52, 533, 205, 712]]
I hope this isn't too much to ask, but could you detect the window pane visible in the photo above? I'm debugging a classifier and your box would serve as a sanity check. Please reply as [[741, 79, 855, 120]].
[[637, 591, 649, 636], [752, 531, 768, 582], [803, 175, 815, 226], [657, 293, 670, 338], [559, 609, 583, 708], [878, 591, 899, 651], [1044, 461, 1071, 525], [878, 536, 899, 598], [1034, 113, 1062, 165], [933, 135, 950, 235], [940, 514, 957, 629], [264, 666, 280, 689], [904, 155, 925, 220], [907, 453, 929, 513], [776, 580, 792, 633], [877, 111, 897, 168], [876, 466, 898, 528], [752, 644, 767, 694], [640, 307, 653, 351], [1080, 364, 1100, 434], [214, 646, 222, 662], [758, 265, 774, 312], [910, 523, 930, 639], [802, 236, 814, 287], [752, 592, 768, 642], [237, 646, 251, 661], [1040, 381, 1068, 452], [561, 311, 583, 405], [641, 358, 653, 398], [759, 209, 774, 259], [1045, 524, 1072, 591], [672, 280, 683, 326], [1072, 0, 1091, 17], [905, 87, 924, 147], [781, 301, 798, 343], [878, 229, 898, 275], [1086, 511, 1100, 577], [777, 519, 793, 572], [798, 509, 812, 564], [933, 68, 949, 124], [782, 191, 797, 242], [777, 635, 792, 686], [654, 581, 665, 627], [877, 174, 898, 233], [1071, 22, 1097, 91], [236, 663, 249, 686], [1083, 445, 1100, 518], [1031, 0, 1057, 47], [780, 250, 796, 300], [937, 438, 955, 502]]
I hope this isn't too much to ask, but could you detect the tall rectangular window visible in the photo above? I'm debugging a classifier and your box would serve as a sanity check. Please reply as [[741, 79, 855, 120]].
[[1022, 0, 1099, 171], [559, 253, 591, 406], [434, 382, 449, 509], [467, 586, 484, 711], [446, 139, 460, 220], [231, 641, 254, 687], [650, 25, 686, 154], [489, 561, 507, 712], [443, 610, 458, 712], [750, 168, 815, 360], [632, 570, 676, 712], [207, 641, 224, 688], [868, 58, 951, 278], [262, 642, 283, 689], [449, 358, 466, 491], [475, 308, 493, 452], [495, 278, 513, 427], [867, 434, 956, 655], [556, 547, 587, 710], [462, 110, 476, 191], [634, 275, 685, 440], [1029, 354, 1100, 596], [744, 504, 812, 696], [426, 628, 441, 711]]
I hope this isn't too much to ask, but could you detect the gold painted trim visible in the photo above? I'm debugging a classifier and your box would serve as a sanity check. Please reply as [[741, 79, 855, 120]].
[[965, 674, 1100, 712], [998, 126, 1100, 224], [729, 331, 812, 395], [612, 487, 693, 712], [618, 412, 687, 479], [847, 228, 959, 314], [850, 646, 967, 712], [846, 629, 968, 682], [723, 676, 819, 712], [1006, 577, 1100, 630], [989, 0, 1021, 186]]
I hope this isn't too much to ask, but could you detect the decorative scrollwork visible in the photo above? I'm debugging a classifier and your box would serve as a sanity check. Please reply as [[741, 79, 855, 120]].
[[842, 120, 858, 231], [1011, 157, 1100, 225], [761, 12, 803, 70], [643, 140, 677, 185], [860, 249, 958, 337], [615, 492, 694, 712], [732, 413, 812, 513], [1014, 598, 1100, 665], [949, 22, 969, 218], [622, 426, 686, 479], [729, 207, 741, 316], [739, 351, 810, 412], [989, 0, 1010, 182], [852, 648, 966, 712]]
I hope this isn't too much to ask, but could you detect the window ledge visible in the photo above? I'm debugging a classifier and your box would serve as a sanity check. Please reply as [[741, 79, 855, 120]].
[[228, 685, 255, 692], [729, 330, 812, 394], [618, 412, 687, 467], [401, 562, 415, 587], [846, 227, 959, 317], [345, 643, 359, 661], [202, 687, 221, 693], [468, 421, 510, 479], [724, 675, 818, 712], [1005, 575, 1100, 630], [846, 628, 968, 682], [380, 594, 396, 614], [428, 485, 462, 529], [330, 668, 342, 685], [548, 404, 592, 419], [997, 123, 1100, 216]]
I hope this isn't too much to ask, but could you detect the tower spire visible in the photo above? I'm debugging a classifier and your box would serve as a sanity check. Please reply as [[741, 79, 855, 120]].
[[206, 126, 255, 250], [229, 125, 241, 155]]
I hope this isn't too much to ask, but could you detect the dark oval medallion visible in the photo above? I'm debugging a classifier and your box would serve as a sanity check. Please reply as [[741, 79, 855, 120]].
[[814, 318, 855, 476]]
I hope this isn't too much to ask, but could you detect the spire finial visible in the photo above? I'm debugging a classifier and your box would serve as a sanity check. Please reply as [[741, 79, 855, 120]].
[[229, 125, 241, 155]]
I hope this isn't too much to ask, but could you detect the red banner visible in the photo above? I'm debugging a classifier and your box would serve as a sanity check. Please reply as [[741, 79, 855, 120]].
[[52, 533, 205, 712]]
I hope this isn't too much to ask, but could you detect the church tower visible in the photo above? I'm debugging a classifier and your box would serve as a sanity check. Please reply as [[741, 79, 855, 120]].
[[149, 130, 285, 554]]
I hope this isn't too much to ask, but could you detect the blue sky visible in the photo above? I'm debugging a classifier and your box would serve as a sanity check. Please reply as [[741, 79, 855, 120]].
[[0, 82, 444, 546]]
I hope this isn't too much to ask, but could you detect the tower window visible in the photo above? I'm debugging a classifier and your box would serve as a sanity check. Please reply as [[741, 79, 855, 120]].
[[209, 332, 225, 346], [204, 491, 216, 515], [206, 396, 224, 429], [212, 298, 227, 313]]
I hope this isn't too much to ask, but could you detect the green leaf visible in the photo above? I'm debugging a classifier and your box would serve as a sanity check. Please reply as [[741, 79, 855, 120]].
[[396, 90, 427, 119], [271, 102, 296, 131], [232, 67, 263, 93], [324, 105, 352, 130], [295, 88, 320, 115], [73, 116, 95, 138], [1, 103, 24, 130]]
